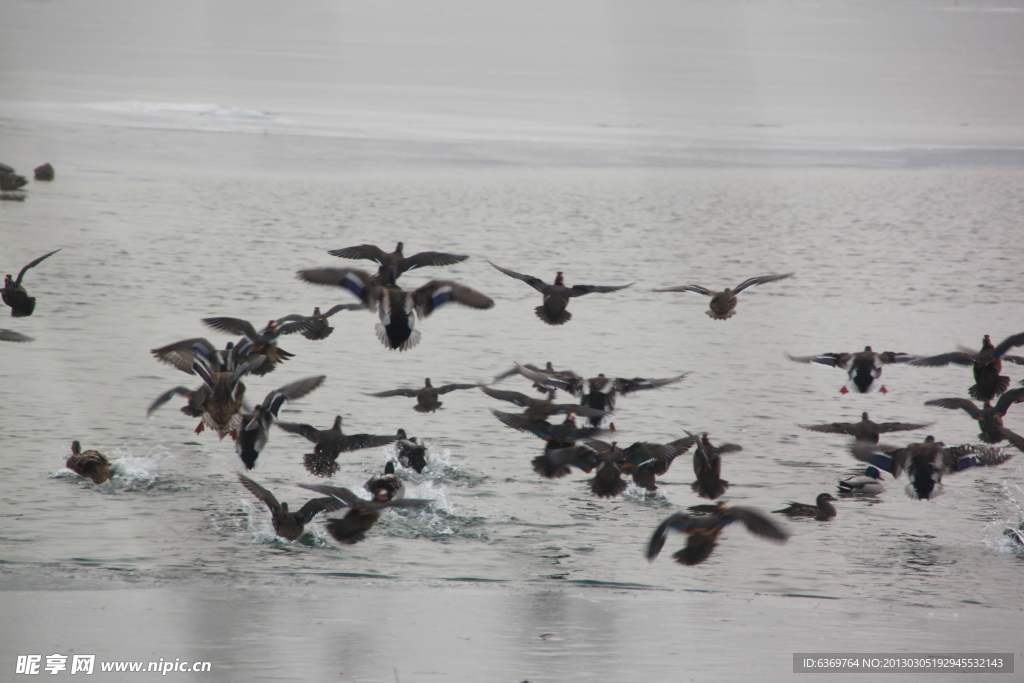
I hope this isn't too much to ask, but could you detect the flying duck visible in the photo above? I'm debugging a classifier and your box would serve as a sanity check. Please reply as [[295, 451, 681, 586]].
[[237, 473, 343, 541], [275, 415, 401, 477], [277, 304, 366, 340], [3, 248, 60, 317], [367, 377, 481, 413], [394, 429, 428, 473], [787, 346, 917, 394], [327, 241, 469, 283], [201, 316, 317, 375], [296, 483, 432, 545], [647, 503, 789, 566], [924, 387, 1024, 444], [235, 375, 326, 470], [487, 261, 633, 325], [690, 432, 742, 500], [910, 333, 1024, 402], [297, 266, 494, 351], [653, 273, 792, 320], [799, 412, 931, 444], [480, 385, 607, 422]]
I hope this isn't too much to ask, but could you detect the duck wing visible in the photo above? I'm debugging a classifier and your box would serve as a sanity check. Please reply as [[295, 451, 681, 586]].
[[367, 387, 421, 398], [908, 351, 974, 367], [147, 386, 197, 416], [202, 317, 259, 340], [487, 261, 548, 292], [399, 250, 469, 273], [274, 421, 325, 443], [296, 483, 366, 507], [327, 243, 394, 263], [13, 248, 61, 287], [992, 332, 1024, 358], [0, 329, 33, 342], [295, 496, 346, 522], [731, 272, 793, 295], [258, 375, 326, 415], [723, 506, 790, 541], [800, 421, 859, 436], [613, 373, 689, 395], [237, 473, 283, 514], [412, 280, 494, 317], [851, 442, 908, 477], [480, 386, 537, 408], [653, 284, 711, 295], [437, 382, 481, 394], [151, 338, 223, 375], [875, 420, 932, 434], [567, 282, 634, 297], [944, 444, 1014, 473], [924, 397, 982, 418], [786, 352, 852, 369], [296, 268, 377, 307], [993, 387, 1024, 415], [877, 351, 917, 365], [492, 410, 552, 438], [646, 512, 694, 561]]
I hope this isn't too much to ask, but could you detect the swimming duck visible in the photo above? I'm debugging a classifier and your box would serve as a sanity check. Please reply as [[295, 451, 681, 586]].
[[487, 261, 633, 326], [690, 432, 742, 500], [3, 248, 60, 317], [66, 441, 112, 484], [201, 316, 317, 375], [838, 466, 885, 494], [296, 483, 432, 545], [0, 329, 33, 342], [368, 377, 481, 413], [149, 338, 254, 438], [235, 375, 326, 470], [647, 502, 789, 566], [297, 266, 494, 351], [327, 241, 469, 283], [852, 435, 1014, 500], [237, 473, 343, 541], [787, 346, 916, 394], [274, 415, 400, 477], [653, 273, 792, 320], [910, 333, 1024, 402], [364, 461, 404, 502], [480, 385, 607, 422], [774, 493, 838, 520], [394, 429, 428, 473], [0, 174, 28, 191], [924, 387, 1024, 444], [799, 412, 931, 444], [33, 163, 54, 181], [277, 304, 366, 340]]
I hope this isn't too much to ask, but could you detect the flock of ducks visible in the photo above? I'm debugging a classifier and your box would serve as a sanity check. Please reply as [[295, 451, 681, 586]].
[[6, 237, 1024, 566]]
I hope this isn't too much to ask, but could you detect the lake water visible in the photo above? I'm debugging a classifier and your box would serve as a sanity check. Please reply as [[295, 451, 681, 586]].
[[2, 0, 1023, 680]]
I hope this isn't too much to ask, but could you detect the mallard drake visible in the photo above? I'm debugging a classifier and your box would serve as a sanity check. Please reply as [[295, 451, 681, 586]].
[[201, 316, 317, 375], [647, 503, 789, 566], [653, 273, 792, 320], [852, 435, 1014, 500], [235, 375, 326, 470], [297, 266, 494, 351], [910, 333, 1024, 402], [327, 241, 469, 283], [149, 338, 253, 437], [237, 473, 343, 541], [0, 328, 33, 342], [480, 385, 607, 422], [275, 415, 400, 477], [800, 412, 931, 444], [3, 248, 60, 317], [66, 441, 112, 484], [787, 346, 916, 394], [924, 387, 1024, 444], [364, 461, 404, 502], [296, 483, 432, 545], [487, 261, 633, 326], [690, 432, 742, 500], [774, 493, 837, 520], [394, 429, 428, 473], [368, 377, 481, 413], [838, 466, 885, 494], [277, 304, 366, 340]]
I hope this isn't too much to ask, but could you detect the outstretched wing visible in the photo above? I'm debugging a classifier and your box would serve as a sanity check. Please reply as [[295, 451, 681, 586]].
[[786, 352, 850, 369], [151, 337, 221, 375], [274, 421, 323, 442], [295, 497, 346, 522], [297, 483, 365, 507], [201, 317, 259, 340], [487, 260, 548, 292], [146, 386, 195, 416], [237, 473, 282, 513], [992, 332, 1024, 358], [367, 387, 421, 398], [721, 506, 790, 541], [924, 397, 981, 418], [400, 250, 469, 273], [0, 329, 33, 342], [437, 383, 481, 394], [731, 272, 793, 295], [646, 512, 693, 561], [260, 375, 326, 416], [480, 385, 536, 407], [14, 248, 61, 287], [652, 284, 712, 295], [614, 373, 689, 395], [799, 421, 858, 436], [296, 268, 375, 306], [908, 352, 974, 368], [877, 351, 917, 365], [567, 282, 634, 297], [413, 280, 494, 317], [327, 244, 391, 263]]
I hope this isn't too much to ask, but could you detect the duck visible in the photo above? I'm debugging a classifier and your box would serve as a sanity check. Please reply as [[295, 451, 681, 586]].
[[297, 266, 494, 351], [787, 346, 917, 394], [646, 502, 789, 566], [235, 375, 326, 470], [327, 241, 469, 283], [493, 361, 583, 399], [909, 333, 1024, 402], [653, 273, 793, 320], [0, 174, 28, 191], [1004, 523, 1024, 548], [276, 304, 366, 340], [201, 316, 317, 375], [65, 441, 113, 484], [395, 429, 428, 473], [690, 432, 742, 500], [629, 435, 698, 492], [838, 466, 885, 494], [487, 261, 633, 325], [532, 439, 682, 497], [0, 329, 33, 342], [296, 483, 432, 545], [237, 473, 343, 541], [924, 387, 1024, 444], [491, 411, 605, 453], [852, 435, 1014, 500], [774, 493, 838, 520], [364, 461, 404, 502], [149, 338, 254, 438], [367, 377, 481, 413], [799, 412, 931, 444], [33, 163, 54, 181], [3, 248, 60, 317], [274, 415, 401, 477], [480, 385, 607, 423]]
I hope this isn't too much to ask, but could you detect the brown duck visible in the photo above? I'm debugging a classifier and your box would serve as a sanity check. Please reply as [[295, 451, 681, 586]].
[[488, 261, 633, 325], [774, 493, 837, 520], [924, 387, 1024, 444], [3, 248, 60, 317], [654, 273, 792, 320], [297, 483, 432, 545], [66, 441, 112, 484], [910, 333, 1024, 402], [327, 241, 469, 283], [799, 411, 931, 444], [367, 377, 481, 413], [275, 416, 400, 477], [237, 473, 343, 541], [647, 502, 789, 566]]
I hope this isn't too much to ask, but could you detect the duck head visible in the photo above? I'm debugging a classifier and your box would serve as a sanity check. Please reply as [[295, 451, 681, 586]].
[[554, 271, 564, 286]]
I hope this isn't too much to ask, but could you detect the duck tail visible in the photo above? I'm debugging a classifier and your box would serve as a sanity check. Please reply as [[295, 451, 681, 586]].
[[969, 376, 1008, 402], [535, 306, 571, 326], [303, 452, 339, 478]]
